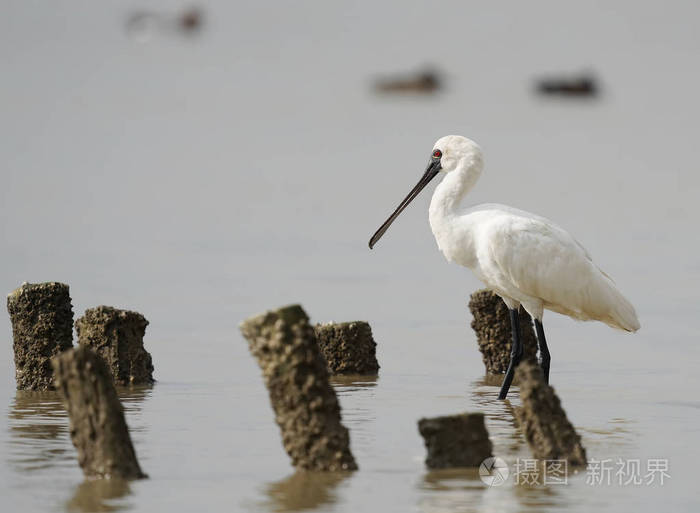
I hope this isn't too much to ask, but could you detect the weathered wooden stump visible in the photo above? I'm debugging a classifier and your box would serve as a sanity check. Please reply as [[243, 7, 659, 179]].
[[313, 321, 379, 375], [515, 361, 587, 466], [52, 346, 146, 479], [240, 304, 357, 471], [417, 413, 493, 468], [468, 289, 538, 374], [75, 306, 154, 385], [7, 282, 74, 390]]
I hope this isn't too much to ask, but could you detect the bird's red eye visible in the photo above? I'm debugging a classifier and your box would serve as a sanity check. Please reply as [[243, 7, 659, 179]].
[[432, 149, 442, 158]]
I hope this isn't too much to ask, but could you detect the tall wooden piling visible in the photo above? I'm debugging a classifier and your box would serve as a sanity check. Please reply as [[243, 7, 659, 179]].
[[7, 282, 74, 390], [52, 347, 146, 479], [240, 305, 357, 471]]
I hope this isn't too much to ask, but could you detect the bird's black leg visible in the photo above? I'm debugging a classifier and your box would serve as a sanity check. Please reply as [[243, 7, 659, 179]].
[[498, 308, 523, 400], [534, 319, 551, 384]]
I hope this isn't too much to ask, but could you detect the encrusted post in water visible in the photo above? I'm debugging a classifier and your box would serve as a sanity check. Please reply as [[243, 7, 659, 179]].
[[314, 321, 379, 375], [515, 361, 587, 466], [418, 412, 493, 468], [52, 347, 146, 479], [468, 289, 538, 374], [240, 304, 357, 471], [7, 282, 74, 390], [75, 306, 154, 385]]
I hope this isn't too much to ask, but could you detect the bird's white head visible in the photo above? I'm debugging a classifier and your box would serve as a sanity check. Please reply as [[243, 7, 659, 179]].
[[432, 135, 483, 177], [369, 135, 483, 249]]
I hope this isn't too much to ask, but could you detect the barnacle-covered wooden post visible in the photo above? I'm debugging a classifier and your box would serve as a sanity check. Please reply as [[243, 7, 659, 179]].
[[240, 304, 357, 471], [417, 412, 493, 468], [314, 321, 379, 375], [468, 289, 538, 374], [515, 361, 587, 466], [52, 347, 146, 479], [7, 282, 74, 390], [75, 306, 154, 385]]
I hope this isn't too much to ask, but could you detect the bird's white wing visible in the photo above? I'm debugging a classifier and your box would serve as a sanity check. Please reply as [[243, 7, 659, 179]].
[[475, 208, 638, 330]]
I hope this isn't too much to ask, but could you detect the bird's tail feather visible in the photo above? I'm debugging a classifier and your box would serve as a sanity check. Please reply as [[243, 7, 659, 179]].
[[601, 280, 640, 332]]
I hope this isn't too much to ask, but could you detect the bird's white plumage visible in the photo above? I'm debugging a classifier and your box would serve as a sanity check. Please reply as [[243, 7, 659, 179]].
[[427, 135, 640, 332]]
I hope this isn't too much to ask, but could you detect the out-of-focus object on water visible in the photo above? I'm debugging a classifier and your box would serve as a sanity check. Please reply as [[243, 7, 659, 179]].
[[535, 72, 599, 97], [125, 6, 204, 42], [374, 66, 443, 95], [179, 7, 203, 34], [125, 11, 161, 43]]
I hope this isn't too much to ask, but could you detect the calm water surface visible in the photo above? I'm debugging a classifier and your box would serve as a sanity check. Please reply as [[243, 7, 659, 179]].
[[2, 1, 699, 511]]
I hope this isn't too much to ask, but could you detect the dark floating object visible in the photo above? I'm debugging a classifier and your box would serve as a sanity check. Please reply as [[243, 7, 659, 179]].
[[179, 7, 203, 33], [468, 289, 537, 374], [514, 361, 587, 466], [125, 11, 160, 43], [240, 304, 358, 471], [125, 6, 204, 42], [52, 347, 147, 479], [314, 321, 379, 375], [7, 282, 74, 391], [418, 413, 493, 469], [75, 306, 155, 386], [536, 73, 599, 97], [374, 67, 443, 94]]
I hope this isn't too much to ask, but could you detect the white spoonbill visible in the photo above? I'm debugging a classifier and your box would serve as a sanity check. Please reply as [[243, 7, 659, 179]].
[[369, 135, 639, 399]]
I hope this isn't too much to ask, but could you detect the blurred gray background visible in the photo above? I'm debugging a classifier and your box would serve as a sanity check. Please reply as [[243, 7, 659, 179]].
[[1, 1, 699, 512]]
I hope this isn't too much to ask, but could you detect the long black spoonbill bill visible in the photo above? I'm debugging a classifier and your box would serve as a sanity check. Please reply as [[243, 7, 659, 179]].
[[369, 135, 640, 400]]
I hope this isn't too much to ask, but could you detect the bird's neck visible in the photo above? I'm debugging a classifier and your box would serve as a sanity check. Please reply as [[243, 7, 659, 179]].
[[428, 162, 481, 264], [429, 163, 480, 222]]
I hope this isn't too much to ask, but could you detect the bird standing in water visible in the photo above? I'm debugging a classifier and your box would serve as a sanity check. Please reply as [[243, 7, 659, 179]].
[[369, 135, 639, 399]]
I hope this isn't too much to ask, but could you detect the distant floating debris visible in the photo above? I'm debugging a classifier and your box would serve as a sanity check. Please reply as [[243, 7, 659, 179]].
[[374, 67, 443, 95], [125, 6, 204, 42], [536, 72, 599, 97], [179, 7, 203, 34], [125, 11, 160, 43]]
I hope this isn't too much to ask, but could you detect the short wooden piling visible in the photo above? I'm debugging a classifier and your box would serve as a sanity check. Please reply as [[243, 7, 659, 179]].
[[7, 282, 74, 390]]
